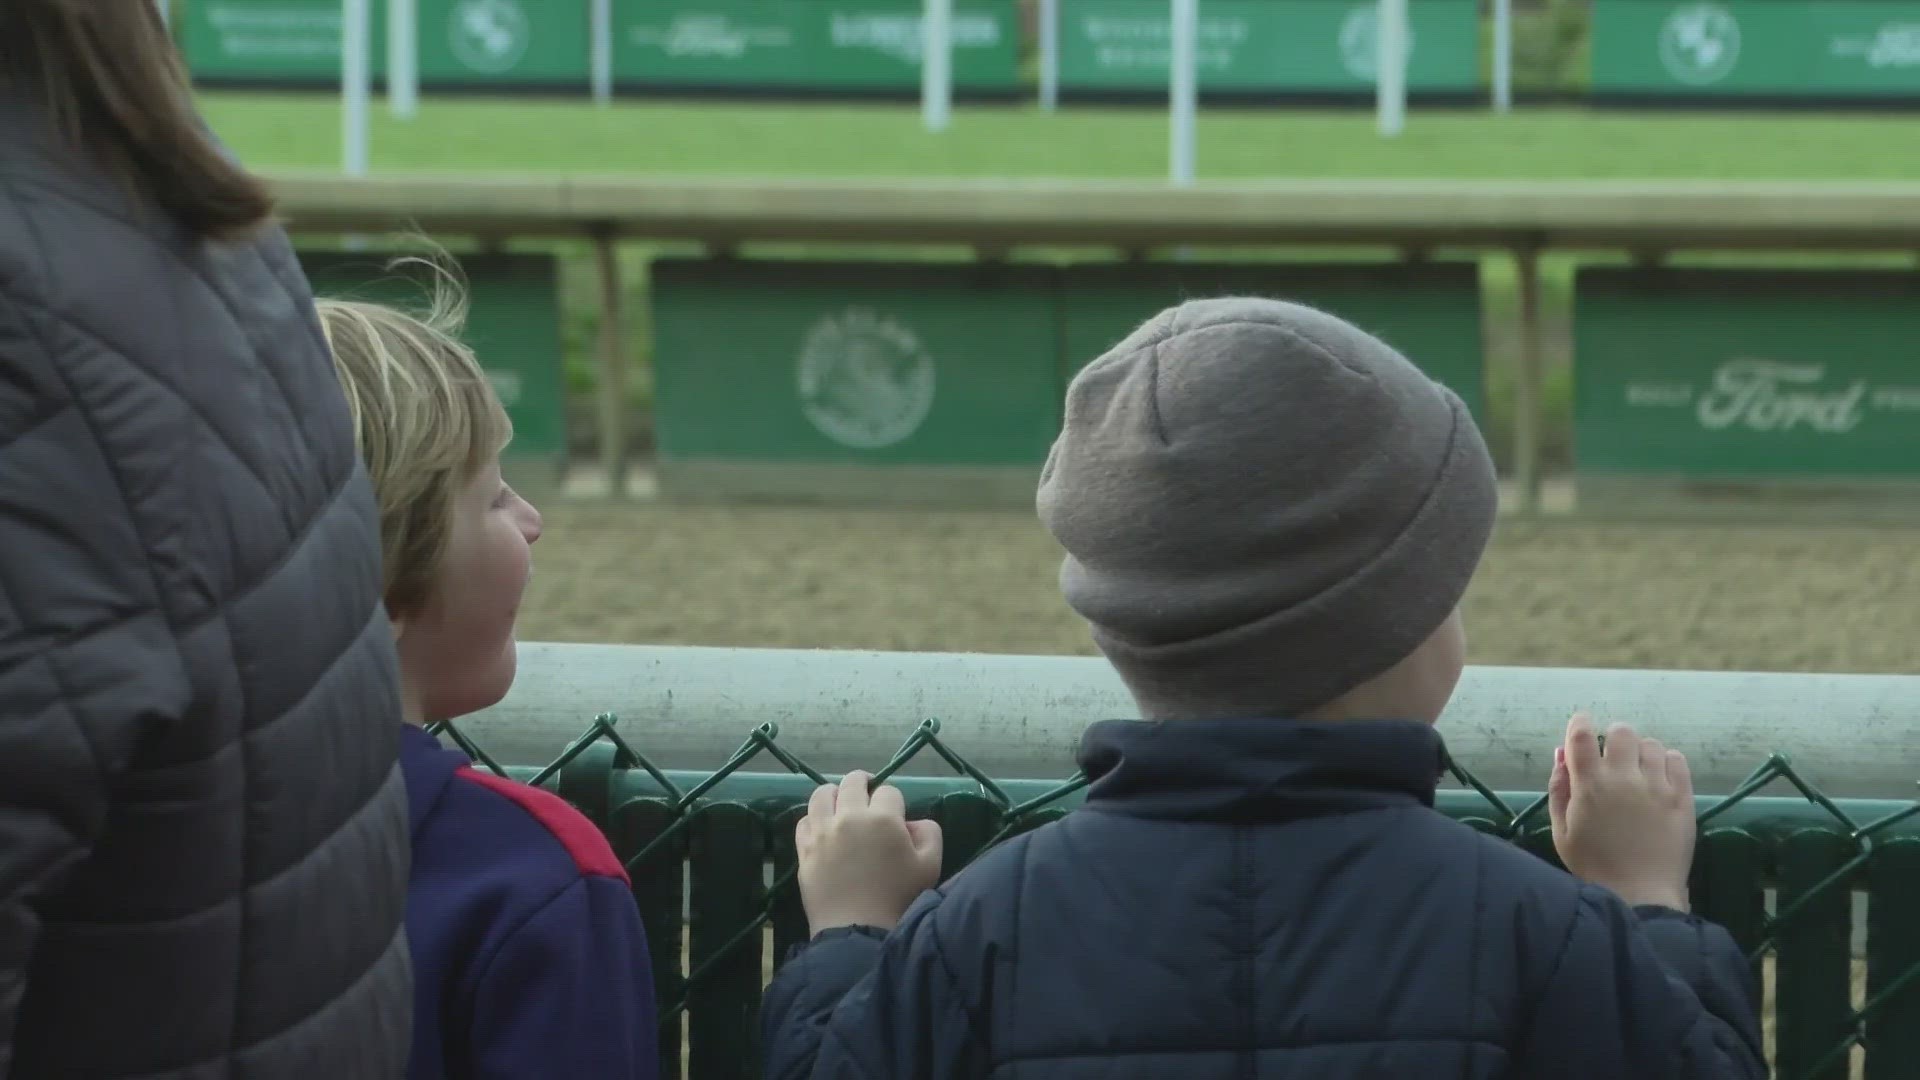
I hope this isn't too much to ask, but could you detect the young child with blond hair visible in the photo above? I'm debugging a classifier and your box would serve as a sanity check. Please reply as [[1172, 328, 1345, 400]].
[[316, 263, 658, 1080], [761, 297, 1765, 1080]]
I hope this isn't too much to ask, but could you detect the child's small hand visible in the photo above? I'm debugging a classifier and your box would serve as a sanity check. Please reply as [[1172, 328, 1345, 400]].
[[796, 771, 943, 935], [1548, 713, 1695, 913]]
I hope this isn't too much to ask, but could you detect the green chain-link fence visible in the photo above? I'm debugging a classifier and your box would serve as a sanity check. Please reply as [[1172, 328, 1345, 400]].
[[429, 713, 1920, 1080]]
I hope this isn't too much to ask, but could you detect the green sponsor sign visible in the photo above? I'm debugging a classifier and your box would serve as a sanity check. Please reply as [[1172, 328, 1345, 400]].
[[650, 261, 1059, 467], [1574, 268, 1920, 477], [1057, 0, 1479, 92], [1059, 263, 1485, 420], [1593, 0, 1920, 97], [300, 251, 570, 461], [424, 0, 589, 82], [184, 0, 343, 81], [613, 0, 1021, 91], [184, 0, 588, 86]]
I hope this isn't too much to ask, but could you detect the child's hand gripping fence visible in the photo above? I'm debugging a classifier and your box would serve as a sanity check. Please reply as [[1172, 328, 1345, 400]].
[[430, 713, 1920, 1080]]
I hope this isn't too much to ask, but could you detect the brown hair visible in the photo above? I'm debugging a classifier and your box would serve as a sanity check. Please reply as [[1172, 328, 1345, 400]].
[[0, 1, 274, 240], [316, 257, 513, 616]]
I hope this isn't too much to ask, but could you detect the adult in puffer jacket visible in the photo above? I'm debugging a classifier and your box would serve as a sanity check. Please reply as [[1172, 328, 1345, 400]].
[[0, 5, 412, 1078]]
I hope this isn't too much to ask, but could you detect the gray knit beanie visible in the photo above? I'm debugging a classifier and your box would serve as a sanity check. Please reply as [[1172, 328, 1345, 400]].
[[1038, 296, 1498, 721]]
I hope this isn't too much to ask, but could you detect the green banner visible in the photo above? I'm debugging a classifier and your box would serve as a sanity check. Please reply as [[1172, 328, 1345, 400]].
[[1060, 263, 1486, 420], [184, 0, 344, 81], [1574, 268, 1920, 477], [650, 261, 1059, 467], [613, 0, 1021, 91], [300, 251, 570, 461], [423, 0, 589, 82], [1057, 0, 1480, 92], [184, 0, 589, 86], [1593, 0, 1920, 97]]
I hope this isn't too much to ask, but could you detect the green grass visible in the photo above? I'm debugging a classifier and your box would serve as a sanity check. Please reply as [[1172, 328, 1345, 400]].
[[200, 92, 1920, 180]]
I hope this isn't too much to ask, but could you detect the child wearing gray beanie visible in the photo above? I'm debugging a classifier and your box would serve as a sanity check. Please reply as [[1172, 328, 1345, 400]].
[[758, 297, 1763, 1080], [1038, 295, 1498, 723]]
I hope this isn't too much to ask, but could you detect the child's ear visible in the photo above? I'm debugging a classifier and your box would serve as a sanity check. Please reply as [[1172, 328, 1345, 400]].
[[387, 605, 408, 643]]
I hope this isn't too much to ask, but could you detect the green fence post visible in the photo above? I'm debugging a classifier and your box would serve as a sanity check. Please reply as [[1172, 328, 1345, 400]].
[[613, 800, 689, 1080], [1865, 837, 1920, 1080], [688, 804, 769, 1080], [1775, 829, 1858, 1080], [931, 792, 1005, 880], [1693, 830, 1769, 989], [555, 740, 620, 829], [767, 805, 810, 969]]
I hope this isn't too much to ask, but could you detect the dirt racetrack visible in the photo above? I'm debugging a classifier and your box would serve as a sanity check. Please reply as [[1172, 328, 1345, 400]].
[[519, 506, 1920, 675]]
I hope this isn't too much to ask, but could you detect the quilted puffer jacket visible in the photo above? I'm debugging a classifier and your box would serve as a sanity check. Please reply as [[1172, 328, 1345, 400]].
[[763, 718, 1767, 1080], [0, 101, 413, 1077]]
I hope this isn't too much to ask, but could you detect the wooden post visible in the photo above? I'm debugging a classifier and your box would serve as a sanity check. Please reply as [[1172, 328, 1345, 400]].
[[592, 230, 628, 499], [1512, 244, 1544, 516]]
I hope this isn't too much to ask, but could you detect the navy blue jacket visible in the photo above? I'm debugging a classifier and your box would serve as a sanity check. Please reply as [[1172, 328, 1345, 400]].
[[401, 725, 659, 1080], [763, 718, 1767, 1080]]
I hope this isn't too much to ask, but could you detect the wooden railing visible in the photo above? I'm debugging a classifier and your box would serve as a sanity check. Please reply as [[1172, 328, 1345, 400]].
[[266, 174, 1920, 507]]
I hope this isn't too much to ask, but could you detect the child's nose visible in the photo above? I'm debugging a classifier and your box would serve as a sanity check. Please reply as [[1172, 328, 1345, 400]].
[[519, 500, 543, 545]]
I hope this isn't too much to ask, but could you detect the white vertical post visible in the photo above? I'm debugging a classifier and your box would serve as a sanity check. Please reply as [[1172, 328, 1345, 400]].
[[1375, 0, 1406, 137], [922, 0, 953, 131], [1169, 0, 1197, 184], [343, 0, 371, 175], [592, 0, 615, 106], [389, 0, 419, 119], [1039, 0, 1060, 110], [1491, 0, 1512, 112]]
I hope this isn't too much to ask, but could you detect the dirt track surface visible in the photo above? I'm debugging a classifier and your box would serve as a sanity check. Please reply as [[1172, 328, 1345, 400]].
[[519, 506, 1920, 675]]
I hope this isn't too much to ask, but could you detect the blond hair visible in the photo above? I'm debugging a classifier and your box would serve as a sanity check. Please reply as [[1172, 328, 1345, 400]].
[[316, 257, 511, 616]]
